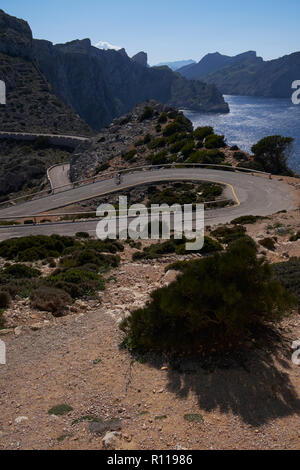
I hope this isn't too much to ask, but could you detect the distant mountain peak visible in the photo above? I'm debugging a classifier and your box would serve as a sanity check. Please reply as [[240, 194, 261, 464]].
[[131, 51, 148, 67], [178, 50, 261, 79]]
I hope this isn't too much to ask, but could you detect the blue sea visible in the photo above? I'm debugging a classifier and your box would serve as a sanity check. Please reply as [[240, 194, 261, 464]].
[[183, 95, 300, 174]]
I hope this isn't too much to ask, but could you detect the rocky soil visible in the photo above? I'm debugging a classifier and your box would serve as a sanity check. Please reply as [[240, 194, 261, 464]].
[[70, 101, 169, 181], [0, 208, 300, 450]]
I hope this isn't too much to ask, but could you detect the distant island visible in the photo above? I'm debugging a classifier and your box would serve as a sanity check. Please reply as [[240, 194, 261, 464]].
[[178, 50, 300, 98]]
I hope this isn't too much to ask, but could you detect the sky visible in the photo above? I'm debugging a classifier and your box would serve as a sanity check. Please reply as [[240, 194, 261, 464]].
[[1, 0, 300, 65]]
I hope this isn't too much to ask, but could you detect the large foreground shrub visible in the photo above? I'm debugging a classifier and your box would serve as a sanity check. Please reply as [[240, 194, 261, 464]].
[[121, 240, 295, 352]]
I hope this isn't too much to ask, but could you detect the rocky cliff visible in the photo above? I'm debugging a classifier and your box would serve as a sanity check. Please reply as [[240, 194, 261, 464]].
[[33, 39, 228, 131], [131, 51, 148, 67], [178, 50, 300, 98], [0, 10, 93, 136]]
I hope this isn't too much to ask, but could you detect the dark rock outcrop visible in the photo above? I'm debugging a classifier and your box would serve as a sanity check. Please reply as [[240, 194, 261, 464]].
[[0, 9, 33, 60], [132, 51, 148, 67], [178, 50, 300, 98]]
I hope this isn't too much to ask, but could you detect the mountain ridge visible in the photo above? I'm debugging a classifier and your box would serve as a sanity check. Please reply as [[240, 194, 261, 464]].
[[155, 59, 196, 71], [178, 50, 300, 98]]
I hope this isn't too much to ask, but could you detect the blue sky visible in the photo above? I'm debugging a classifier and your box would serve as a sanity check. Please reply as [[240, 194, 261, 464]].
[[1, 0, 300, 65]]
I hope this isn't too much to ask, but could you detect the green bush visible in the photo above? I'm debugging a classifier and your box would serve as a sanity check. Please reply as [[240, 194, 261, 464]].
[[289, 231, 300, 242], [48, 404, 73, 416], [0, 279, 38, 299], [170, 140, 187, 154], [194, 126, 214, 141], [234, 151, 248, 161], [48, 268, 104, 298], [147, 150, 168, 165], [186, 149, 224, 164], [181, 142, 195, 158], [0, 235, 78, 261], [166, 132, 190, 145], [95, 162, 110, 173], [251, 135, 294, 176], [132, 235, 222, 261], [49, 268, 102, 285], [148, 186, 196, 206], [201, 236, 223, 254], [148, 137, 167, 150], [259, 237, 276, 251], [231, 215, 264, 225], [139, 106, 154, 121], [211, 225, 247, 244], [132, 240, 176, 261], [123, 149, 137, 162], [143, 134, 152, 144], [204, 134, 226, 149], [163, 121, 188, 137], [274, 257, 300, 302], [76, 232, 90, 239], [0, 291, 11, 308], [121, 240, 295, 352], [158, 112, 168, 123], [2, 264, 41, 279], [201, 184, 223, 199]]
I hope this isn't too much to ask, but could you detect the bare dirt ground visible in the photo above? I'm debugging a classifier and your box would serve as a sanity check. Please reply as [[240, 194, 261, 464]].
[[0, 237, 300, 450]]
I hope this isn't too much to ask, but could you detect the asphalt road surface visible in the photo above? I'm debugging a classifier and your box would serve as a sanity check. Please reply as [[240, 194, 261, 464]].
[[47, 163, 72, 193], [0, 168, 296, 241]]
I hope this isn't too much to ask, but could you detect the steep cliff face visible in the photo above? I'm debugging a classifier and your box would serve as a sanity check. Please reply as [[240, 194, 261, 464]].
[[178, 50, 300, 98], [0, 10, 92, 135], [33, 39, 229, 131]]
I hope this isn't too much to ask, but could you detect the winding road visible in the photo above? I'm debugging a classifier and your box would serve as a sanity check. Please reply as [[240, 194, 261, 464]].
[[47, 163, 72, 193], [0, 166, 296, 241]]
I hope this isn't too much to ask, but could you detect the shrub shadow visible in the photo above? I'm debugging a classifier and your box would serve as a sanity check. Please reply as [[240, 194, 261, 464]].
[[137, 336, 300, 427]]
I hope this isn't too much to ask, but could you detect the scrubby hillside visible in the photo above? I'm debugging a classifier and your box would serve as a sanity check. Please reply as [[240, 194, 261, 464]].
[[70, 101, 253, 181]]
